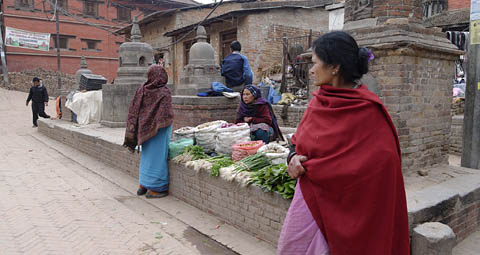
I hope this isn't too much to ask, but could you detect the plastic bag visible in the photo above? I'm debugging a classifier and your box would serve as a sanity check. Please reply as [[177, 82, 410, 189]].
[[215, 123, 251, 155], [257, 143, 290, 164], [168, 138, 194, 159], [195, 120, 227, 152], [174, 126, 196, 141], [232, 140, 265, 161]]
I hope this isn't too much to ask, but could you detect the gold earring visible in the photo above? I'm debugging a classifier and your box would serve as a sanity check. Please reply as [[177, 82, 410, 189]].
[[332, 71, 336, 75]]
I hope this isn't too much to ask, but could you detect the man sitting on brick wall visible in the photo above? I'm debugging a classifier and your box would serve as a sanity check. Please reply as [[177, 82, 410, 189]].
[[221, 41, 253, 92]]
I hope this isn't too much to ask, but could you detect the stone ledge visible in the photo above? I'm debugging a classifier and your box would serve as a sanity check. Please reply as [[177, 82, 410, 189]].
[[407, 171, 480, 241], [172, 95, 240, 105]]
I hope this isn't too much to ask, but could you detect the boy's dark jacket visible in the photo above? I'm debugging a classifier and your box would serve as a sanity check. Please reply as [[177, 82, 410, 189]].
[[27, 86, 49, 103]]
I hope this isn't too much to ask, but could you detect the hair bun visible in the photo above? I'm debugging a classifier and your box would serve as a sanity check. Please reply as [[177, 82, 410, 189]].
[[358, 47, 370, 75]]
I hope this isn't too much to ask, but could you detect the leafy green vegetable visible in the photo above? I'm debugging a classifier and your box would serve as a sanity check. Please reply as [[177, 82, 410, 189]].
[[248, 163, 296, 199], [181, 145, 208, 160], [209, 157, 235, 177]]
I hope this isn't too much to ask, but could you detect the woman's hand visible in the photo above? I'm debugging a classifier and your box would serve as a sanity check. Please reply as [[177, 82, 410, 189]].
[[244, 117, 253, 122], [287, 154, 307, 179]]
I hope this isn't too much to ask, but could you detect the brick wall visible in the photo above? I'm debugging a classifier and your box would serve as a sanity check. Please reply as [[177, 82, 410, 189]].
[[272, 105, 306, 128], [242, 9, 327, 83], [369, 48, 453, 172], [345, 0, 423, 24], [172, 96, 240, 131], [449, 0, 471, 10], [169, 163, 290, 245], [3, 68, 76, 96], [38, 121, 141, 178], [441, 200, 480, 241], [449, 115, 464, 156]]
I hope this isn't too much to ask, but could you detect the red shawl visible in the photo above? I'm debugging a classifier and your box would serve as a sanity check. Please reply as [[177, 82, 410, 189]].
[[124, 65, 173, 151], [293, 85, 409, 255]]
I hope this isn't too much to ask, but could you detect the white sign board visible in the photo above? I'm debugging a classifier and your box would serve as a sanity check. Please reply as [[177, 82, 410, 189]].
[[471, 0, 480, 21], [5, 27, 50, 51]]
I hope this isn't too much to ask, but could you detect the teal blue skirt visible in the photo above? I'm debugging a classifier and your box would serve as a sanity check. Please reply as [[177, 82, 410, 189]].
[[139, 125, 172, 192]]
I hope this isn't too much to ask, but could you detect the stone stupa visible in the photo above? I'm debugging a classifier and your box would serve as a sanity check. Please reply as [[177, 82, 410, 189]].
[[75, 56, 92, 88], [101, 17, 154, 127], [176, 25, 223, 95]]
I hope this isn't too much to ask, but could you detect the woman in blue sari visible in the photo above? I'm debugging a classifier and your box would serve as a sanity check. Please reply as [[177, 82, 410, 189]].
[[124, 65, 174, 198]]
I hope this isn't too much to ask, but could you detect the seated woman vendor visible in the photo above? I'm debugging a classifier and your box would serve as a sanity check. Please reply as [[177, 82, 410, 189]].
[[235, 85, 283, 143]]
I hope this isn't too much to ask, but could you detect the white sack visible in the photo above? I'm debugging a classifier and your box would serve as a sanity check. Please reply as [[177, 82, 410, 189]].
[[174, 126, 196, 140], [257, 143, 290, 165], [215, 123, 251, 155], [195, 120, 227, 151], [65, 90, 102, 125]]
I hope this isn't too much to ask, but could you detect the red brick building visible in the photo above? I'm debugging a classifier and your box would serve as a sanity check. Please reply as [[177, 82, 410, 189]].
[[2, 0, 196, 82], [449, 0, 470, 10]]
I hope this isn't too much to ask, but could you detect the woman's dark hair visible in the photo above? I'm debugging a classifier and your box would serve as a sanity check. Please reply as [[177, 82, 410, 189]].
[[230, 41, 242, 52], [312, 31, 369, 83]]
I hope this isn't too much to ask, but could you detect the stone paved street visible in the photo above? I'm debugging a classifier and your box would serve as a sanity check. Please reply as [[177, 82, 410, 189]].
[[0, 88, 259, 254], [0, 90, 202, 254]]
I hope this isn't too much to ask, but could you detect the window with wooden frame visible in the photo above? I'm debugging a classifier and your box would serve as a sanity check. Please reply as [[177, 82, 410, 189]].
[[57, 0, 67, 11], [81, 39, 101, 51], [83, 1, 98, 17], [422, 0, 446, 19], [15, 0, 34, 9], [117, 6, 131, 22], [219, 29, 237, 61], [183, 39, 195, 66], [51, 34, 73, 50]]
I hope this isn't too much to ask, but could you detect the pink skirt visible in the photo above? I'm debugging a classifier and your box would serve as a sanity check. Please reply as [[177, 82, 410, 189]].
[[277, 180, 330, 255]]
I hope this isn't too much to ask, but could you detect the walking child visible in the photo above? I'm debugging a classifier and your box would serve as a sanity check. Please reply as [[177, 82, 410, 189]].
[[26, 77, 50, 127]]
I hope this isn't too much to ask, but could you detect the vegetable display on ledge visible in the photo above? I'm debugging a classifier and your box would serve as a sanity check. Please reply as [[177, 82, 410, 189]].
[[248, 164, 296, 199]]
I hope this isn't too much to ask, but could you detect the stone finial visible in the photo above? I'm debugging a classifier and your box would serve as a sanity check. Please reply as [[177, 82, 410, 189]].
[[195, 26, 207, 42], [80, 56, 88, 69], [131, 16, 142, 42]]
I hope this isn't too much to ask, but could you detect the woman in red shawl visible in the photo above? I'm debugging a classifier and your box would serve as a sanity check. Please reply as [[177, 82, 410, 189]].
[[277, 31, 410, 254], [124, 65, 174, 199]]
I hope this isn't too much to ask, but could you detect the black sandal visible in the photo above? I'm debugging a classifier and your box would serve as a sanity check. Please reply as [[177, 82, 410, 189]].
[[146, 190, 168, 199], [137, 185, 147, 196]]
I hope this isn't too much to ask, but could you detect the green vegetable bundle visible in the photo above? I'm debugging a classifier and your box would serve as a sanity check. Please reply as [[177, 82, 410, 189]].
[[206, 156, 235, 177], [234, 153, 271, 173], [182, 145, 208, 160], [248, 163, 297, 199]]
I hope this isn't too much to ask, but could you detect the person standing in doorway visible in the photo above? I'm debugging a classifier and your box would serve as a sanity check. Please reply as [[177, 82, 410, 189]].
[[221, 41, 253, 92], [26, 77, 50, 127]]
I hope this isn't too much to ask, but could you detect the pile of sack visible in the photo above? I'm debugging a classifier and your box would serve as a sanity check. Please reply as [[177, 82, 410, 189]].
[[170, 120, 290, 164]]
